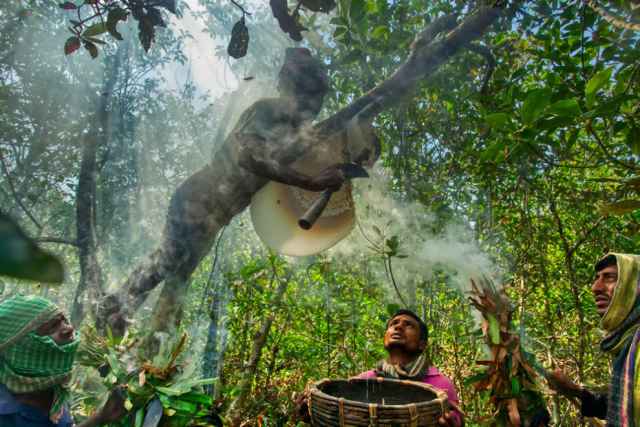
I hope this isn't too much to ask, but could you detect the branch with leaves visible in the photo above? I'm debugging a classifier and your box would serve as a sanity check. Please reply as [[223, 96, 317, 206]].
[[60, 0, 177, 58], [467, 277, 549, 427]]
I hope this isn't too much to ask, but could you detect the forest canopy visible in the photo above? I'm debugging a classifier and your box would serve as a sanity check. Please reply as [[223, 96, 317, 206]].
[[1, 0, 640, 425]]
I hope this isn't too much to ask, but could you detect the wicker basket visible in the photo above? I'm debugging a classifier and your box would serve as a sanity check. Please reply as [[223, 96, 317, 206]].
[[308, 377, 448, 426]]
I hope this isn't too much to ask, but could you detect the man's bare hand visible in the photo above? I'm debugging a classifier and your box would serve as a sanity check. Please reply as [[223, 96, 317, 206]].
[[546, 368, 583, 398], [309, 164, 346, 192], [293, 391, 311, 424], [97, 386, 128, 423], [438, 410, 462, 427]]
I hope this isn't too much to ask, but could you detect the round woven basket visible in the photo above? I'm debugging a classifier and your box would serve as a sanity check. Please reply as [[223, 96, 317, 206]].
[[308, 377, 448, 426]]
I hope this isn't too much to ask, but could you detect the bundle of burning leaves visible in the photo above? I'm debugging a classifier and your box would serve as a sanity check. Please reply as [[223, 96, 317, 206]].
[[467, 278, 549, 427], [74, 326, 222, 427]]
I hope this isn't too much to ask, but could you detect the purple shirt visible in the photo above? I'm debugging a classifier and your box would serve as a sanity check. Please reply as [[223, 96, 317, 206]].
[[357, 367, 463, 424]]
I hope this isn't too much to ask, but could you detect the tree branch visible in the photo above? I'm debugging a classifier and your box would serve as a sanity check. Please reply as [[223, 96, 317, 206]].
[[316, 3, 509, 136], [466, 42, 496, 95], [0, 153, 42, 230], [586, 120, 639, 172]]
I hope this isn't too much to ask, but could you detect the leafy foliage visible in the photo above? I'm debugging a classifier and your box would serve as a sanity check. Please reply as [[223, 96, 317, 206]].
[[76, 327, 221, 427]]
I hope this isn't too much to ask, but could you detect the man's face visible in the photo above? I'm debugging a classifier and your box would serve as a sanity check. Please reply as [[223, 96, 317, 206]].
[[36, 313, 75, 345], [383, 314, 425, 354], [592, 265, 618, 316]]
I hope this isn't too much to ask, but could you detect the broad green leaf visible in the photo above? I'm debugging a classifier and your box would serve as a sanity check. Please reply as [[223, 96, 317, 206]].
[[83, 41, 98, 59], [511, 377, 521, 395], [0, 213, 64, 283], [488, 314, 500, 344], [135, 408, 145, 427], [371, 25, 389, 40], [480, 141, 506, 162], [585, 68, 612, 107], [547, 98, 581, 117], [107, 7, 128, 41], [464, 371, 489, 385], [349, 0, 366, 24], [485, 113, 510, 129], [521, 89, 552, 125], [82, 22, 107, 37]]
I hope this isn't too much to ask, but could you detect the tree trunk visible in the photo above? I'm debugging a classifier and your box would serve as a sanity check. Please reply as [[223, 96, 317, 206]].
[[71, 48, 123, 325], [202, 279, 228, 397], [99, 3, 514, 334], [227, 276, 289, 425]]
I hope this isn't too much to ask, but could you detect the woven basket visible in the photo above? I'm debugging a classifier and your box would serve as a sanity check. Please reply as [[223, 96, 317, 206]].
[[308, 377, 447, 426]]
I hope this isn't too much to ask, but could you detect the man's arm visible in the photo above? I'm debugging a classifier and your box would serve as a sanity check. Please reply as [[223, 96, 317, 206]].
[[579, 389, 608, 419], [235, 133, 345, 192], [546, 369, 607, 420], [76, 387, 127, 427]]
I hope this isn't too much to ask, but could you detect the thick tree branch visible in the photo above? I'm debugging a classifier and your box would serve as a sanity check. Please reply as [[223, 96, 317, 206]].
[[102, 1, 517, 336], [466, 43, 496, 95], [316, 4, 507, 136]]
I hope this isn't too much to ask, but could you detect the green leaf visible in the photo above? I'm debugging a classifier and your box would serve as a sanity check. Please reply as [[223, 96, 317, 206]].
[[83, 40, 98, 59], [511, 377, 521, 395], [485, 113, 510, 129], [107, 7, 128, 41], [371, 25, 389, 40], [82, 22, 107, 37], [521, 89, 552, 125], [464, 371, 489, 385], [585, 68, 612, 107], [480, 141, 506, 162], [0, 213, 64, 283], [547, 98, 581, 117], [134, 408, 145, 427], [349, 0, 366, 24], [487, 314, 500, 345]]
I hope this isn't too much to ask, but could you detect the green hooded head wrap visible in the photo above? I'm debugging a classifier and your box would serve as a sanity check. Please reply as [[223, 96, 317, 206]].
[[0, 295, 79, 422], [597, 253, 640, 426], [600, 253, 640, 336]]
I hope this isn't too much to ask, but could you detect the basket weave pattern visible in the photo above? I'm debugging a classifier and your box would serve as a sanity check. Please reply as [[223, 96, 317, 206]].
[[309, 377, 447, 426]]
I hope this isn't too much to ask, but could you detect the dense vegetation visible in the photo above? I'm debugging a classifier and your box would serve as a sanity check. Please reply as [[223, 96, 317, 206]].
[[1, 0, 640, 425]]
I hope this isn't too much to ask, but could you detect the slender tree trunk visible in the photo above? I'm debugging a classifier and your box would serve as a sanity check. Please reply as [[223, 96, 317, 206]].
[[71, 49, 123, 325], [202, 280, 226, 396], [227, 276, 289, 425], [100, 2, 516, 335]]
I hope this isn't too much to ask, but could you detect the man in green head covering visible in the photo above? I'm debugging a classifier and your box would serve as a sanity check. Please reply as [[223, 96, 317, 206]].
[[0, 294, 126, 427], [548, 253, 640, 425]]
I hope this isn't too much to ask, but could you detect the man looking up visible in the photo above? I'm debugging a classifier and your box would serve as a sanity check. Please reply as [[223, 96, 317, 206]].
[[0, 295, 126, 427], [357, 309, 464, 426], [296, 310, 463, 425], [548, 253, 640, 425]]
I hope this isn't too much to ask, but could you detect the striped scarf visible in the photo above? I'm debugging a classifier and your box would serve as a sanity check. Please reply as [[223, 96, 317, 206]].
[[375, 353, 429, 380], [0, 295, 79, 423], [598, 253, 640, 427], [601, 303, 640, 427]]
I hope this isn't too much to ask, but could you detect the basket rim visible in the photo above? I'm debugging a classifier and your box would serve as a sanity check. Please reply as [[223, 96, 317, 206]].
[[309, 377, 448, 410]]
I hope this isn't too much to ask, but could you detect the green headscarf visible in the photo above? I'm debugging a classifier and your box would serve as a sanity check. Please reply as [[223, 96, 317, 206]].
[[0, 295, 79, 423], [597, 253, 640, 426]]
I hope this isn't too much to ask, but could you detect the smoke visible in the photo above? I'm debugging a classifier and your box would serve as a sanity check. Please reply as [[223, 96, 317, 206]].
[[328, 165, 498, 300]]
